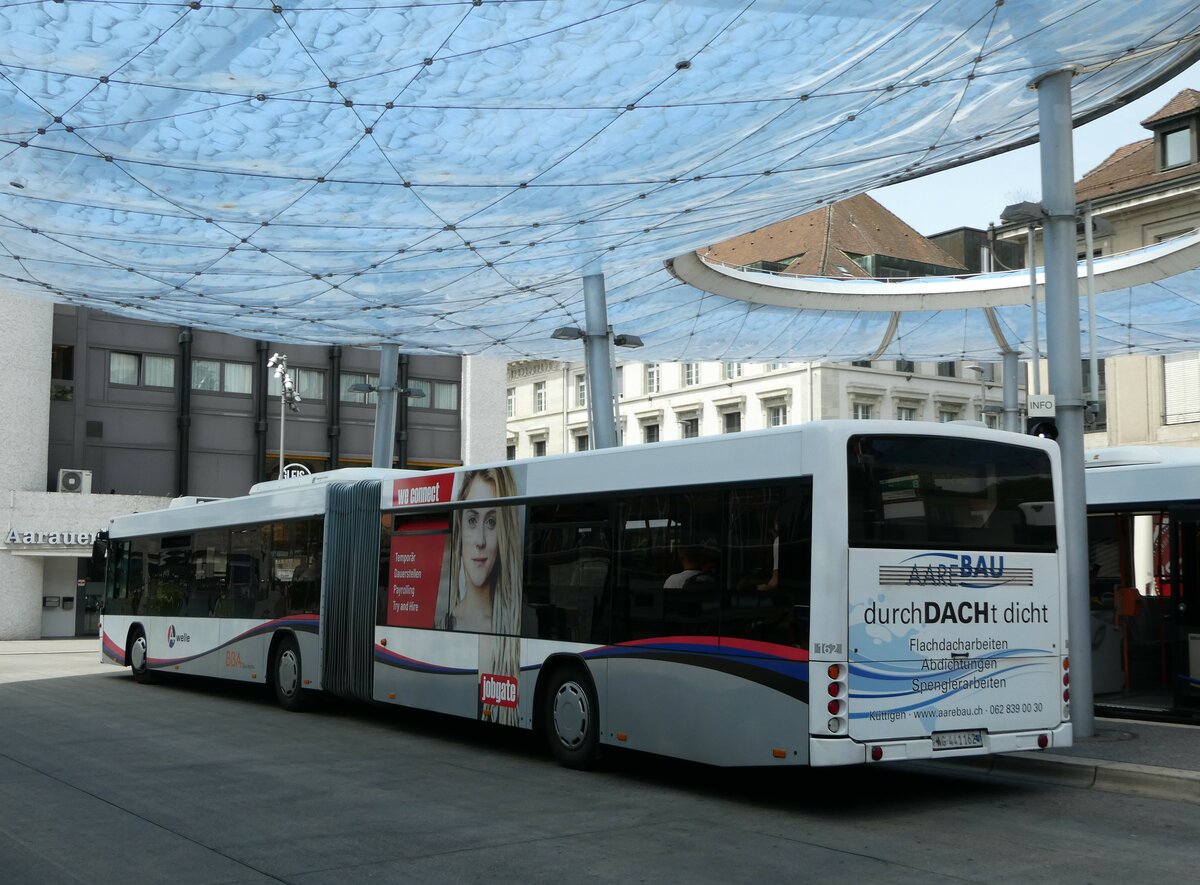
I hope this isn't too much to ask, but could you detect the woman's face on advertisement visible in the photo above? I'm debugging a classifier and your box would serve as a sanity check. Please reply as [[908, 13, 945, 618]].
[[462, 475, 499, 590]]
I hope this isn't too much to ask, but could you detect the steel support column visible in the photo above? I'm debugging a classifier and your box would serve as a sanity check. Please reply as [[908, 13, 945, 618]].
[[372, 343, 400, 468], [1036, 68, 1093, 736], [582, 272, 617, 449], [1002, 351, 1021, 433]]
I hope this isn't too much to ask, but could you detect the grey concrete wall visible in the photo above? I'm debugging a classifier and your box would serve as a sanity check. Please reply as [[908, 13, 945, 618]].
[[0, 490, 171, 639]]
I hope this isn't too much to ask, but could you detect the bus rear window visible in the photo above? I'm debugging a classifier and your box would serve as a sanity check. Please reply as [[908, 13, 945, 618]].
[[847, 435, 1056, 552]]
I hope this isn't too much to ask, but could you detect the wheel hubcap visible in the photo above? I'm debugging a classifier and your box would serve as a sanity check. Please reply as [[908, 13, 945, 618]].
[[131, 636, 146, 671], [277, 650, 299, 697], [552, 681, 589, 749]]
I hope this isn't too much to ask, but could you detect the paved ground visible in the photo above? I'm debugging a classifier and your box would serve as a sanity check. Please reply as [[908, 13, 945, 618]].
[[3, 638, 1199, 884]]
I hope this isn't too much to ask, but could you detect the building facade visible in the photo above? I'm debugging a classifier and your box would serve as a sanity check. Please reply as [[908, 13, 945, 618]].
[[1, 294, 505, 639], [507, 357, 1006, 458], [996, 87, 1200, 449]]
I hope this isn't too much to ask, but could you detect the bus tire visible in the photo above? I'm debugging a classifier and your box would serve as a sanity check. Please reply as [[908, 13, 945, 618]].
[[543, 665, 598, 770], [129, 628, 155, 684], [272, 634, 307, 712]]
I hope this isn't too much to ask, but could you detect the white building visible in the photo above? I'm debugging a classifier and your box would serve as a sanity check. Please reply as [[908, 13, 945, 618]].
[[507, 358, 1004, 458]]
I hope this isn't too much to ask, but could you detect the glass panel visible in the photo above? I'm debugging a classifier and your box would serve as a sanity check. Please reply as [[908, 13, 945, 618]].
[[295, 368, 324, 400], [1164, 127, 1191, 167], [723, 482, 812, 647], [432, 380, 459, 410], [846, 435, 1056, 552], [612, 490, 723, 643], [192, 359, 220, 391], [109, 352, 138, 386], [523, 500, 611, 644], [224, 362, 252, 394], [144, 354, 175, 388]]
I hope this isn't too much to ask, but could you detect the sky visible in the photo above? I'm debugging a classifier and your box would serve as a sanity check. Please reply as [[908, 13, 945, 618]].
[[871, 61, 1200, 237]]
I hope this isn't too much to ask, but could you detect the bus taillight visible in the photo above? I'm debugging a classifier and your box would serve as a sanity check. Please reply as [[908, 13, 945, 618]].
[[825, 664, 848, 734]]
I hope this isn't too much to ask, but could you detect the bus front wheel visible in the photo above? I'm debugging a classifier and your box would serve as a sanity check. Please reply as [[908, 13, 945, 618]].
[[129, 628, 155, 684], [543, 666, 598, 770], [272, 635, 307, 712]]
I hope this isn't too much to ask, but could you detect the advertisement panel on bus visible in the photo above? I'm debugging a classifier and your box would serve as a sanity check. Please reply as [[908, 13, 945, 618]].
[[847, 548, 1064, 743]]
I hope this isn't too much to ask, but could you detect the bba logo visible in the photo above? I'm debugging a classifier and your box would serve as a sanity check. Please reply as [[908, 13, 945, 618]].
[[480, 673, 518, 708], [166, 624, 190, 648]]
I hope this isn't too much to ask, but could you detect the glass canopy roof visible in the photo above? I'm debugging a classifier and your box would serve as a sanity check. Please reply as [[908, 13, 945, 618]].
[[3, 1, 1200, 360]]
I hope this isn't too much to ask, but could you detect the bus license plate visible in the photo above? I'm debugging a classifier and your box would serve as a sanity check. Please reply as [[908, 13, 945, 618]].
[[932, 729, 984, 750]]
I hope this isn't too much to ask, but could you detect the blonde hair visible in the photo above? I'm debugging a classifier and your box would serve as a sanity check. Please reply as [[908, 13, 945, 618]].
[[449, 467, 522, 726]]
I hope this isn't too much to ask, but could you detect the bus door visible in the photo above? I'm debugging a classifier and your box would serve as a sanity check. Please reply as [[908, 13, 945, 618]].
[[1172, 510, 1200, 710]]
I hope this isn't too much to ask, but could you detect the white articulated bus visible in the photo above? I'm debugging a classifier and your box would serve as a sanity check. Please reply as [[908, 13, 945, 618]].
[[100, 421, 1072, 768]]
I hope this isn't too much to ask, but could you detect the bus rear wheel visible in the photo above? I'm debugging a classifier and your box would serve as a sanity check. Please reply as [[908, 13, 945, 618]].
[[272, 635, 307, 712], [129, 628, 155, 684], [543, 666, 598, 770]]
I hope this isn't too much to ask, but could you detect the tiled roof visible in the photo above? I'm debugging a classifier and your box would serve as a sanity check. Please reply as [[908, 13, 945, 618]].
[[1140, 88, 1200, 127], [1076, 88, 1200, 201], [705, 193, 966, 276]]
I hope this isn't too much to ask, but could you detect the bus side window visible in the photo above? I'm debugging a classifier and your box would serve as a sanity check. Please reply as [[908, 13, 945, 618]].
[[723, 481, 811, 649], [523, 502, 611, 644]]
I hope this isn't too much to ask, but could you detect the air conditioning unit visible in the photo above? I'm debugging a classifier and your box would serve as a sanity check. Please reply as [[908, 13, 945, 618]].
[[57, 469, 93, 494]]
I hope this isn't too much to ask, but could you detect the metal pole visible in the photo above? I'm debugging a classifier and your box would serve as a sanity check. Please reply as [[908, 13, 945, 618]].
[[1083, 202, 1099, 419], [1036, 68, 1093, 737], [372, 343, 400, 468], [279, 389, 286, 478], [582, 272, 617, 448], [1003, 351, 1020, 432], [1028, 227, 1041, 396]]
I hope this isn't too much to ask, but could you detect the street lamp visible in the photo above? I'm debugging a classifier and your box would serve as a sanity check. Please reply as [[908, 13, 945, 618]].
[[966, 364, 1004, 425], [267, 353, 302, 478], [349, 380, 426, 468], [552, 325, 643, 448]]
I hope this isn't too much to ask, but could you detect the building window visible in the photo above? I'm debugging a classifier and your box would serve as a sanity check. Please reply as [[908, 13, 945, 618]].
[[938, 408, 959, 423], [339, 372, 379, 404], [506, 387, 515, 418], [1082, 359, 1107, 430], [683, 363, 699, 386], [533, 439, 547, 457], [574, 433, 589, 452], [896, 405, 918, 421], [894, 360, 915, 374], [409, 378, 458, 410], [937, 361, 956, 377], [51, 344, 74, 401], [111, 351, 175, 388], [643, 423, 660, 443], [534, 381, 547, 412], [852, 402, 873, 420], [679, 416, 699, 438], [767, 404, 787, 427], [722, 361, 743, 380], [574, 374, 587, 408], [194, 359, 253, 395], [1164, 353, 1200, 424], [1163, 126, 1192, 168], [645, 363, 660, 394], [722, 411, 741, 433], [852, 360, 871, 369], [270, 367, 323, 400], [506, 443, 516, 461], [767, 361, 788, 372]]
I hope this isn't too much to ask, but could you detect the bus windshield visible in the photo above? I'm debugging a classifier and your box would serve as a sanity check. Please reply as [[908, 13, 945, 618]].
[[847, 434, 1055, 552]]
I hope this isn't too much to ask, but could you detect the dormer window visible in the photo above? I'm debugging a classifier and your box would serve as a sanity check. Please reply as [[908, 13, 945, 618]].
[[1162, 125, 1193, 169]]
